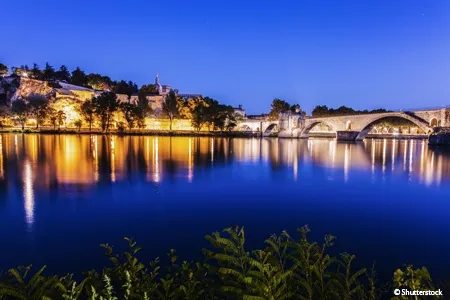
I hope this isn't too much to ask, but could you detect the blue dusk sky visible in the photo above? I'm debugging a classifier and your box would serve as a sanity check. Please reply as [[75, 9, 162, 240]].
[[1, 0, 450, 114]]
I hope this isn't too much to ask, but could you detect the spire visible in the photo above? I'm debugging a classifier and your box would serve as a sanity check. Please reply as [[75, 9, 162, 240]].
[[155, 73, 160, 85]]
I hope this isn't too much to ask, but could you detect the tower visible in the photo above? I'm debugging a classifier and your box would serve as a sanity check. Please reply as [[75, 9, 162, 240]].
[[154, 73, 162, 95]]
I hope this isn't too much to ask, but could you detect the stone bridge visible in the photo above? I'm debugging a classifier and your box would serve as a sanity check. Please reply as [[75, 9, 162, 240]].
[[236, 107, 449, 140], [300, 108, 449, 141], [236, 119, 280, 136]]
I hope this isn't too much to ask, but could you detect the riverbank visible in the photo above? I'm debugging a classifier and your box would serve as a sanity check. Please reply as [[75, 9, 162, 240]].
[[0, 127, 262, 137]]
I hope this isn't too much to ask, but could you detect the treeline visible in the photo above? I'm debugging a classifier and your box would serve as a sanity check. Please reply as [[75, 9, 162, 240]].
[[0, 62, 141, 96], [0, 62, 237, 132], [312, 105, 389, 117], [0, 225, 443, 299]]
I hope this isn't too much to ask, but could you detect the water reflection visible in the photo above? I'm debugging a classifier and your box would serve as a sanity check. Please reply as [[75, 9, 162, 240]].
[[23, 160, 34, 227], [1, 134, 450, 230]]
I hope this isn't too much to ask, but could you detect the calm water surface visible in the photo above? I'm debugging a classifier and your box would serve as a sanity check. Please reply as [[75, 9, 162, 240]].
[[0, 134, 450, 280]]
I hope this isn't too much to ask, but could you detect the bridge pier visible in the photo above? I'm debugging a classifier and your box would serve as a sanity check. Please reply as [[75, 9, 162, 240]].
[[336, 131, 360, 141]]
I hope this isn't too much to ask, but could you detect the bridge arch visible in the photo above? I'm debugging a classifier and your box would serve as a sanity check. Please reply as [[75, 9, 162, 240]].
[[430, 118, 438, 127], [263, 123, 279, 135], [238, 124, 252, 132], [300, 120, 337, 138], [355, 113, 432, 141]]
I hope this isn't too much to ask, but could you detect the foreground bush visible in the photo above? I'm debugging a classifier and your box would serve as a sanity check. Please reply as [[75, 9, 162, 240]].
[[0, 226, 442, 299]]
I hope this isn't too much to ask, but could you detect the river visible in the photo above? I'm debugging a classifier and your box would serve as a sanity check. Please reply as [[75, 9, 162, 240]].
[[0, 134, 449, 281]]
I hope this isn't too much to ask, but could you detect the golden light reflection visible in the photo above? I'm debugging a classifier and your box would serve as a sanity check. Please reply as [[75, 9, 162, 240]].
[[210, 138, 214, 163], [111, 136, 116, 183], [0, 135, 3, 179], [152, 137, 160, 183], [188, 138, 193, 182], [91, 136, 99, 182], [0, 135, 448, 189], [23, 160, 35, 227]]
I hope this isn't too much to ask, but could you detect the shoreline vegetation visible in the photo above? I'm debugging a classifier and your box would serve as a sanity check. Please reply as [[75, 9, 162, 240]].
[[0, 225, 445, 300]]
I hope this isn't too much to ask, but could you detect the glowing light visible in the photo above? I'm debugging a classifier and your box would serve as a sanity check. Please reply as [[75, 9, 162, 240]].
[[188, 138, 193, 182], [391, 139, 396, 171], [409, 140, 414, 177], [344, 144, 350, 182], [91, 135, 99, 182], [210, 138, 214, 163], [0, 135, 3, 179], [371, 139, 375, 175], [23, 160, 35, 228], [152, 137, 160, 183], [403, 140, 407, 171], [382, 139, 386, 175], [328, 140, 336, 168], [111, 136, 116, 182]]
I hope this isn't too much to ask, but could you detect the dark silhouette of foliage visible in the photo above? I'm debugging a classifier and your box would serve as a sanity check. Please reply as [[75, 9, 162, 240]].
[[0, 226, 439, 300], [79, 100, 96, 132], [0, 63, 8, 77], [311, 105, 389, 117], [11, 98, 30, 130], [71, 67, 88, 87], [29, 64, 42, 80], [92, 92, 120, 132], [43, 62, 56, 81], [27, 94, 50, 129], [268, 98, 291, 120], [162, 90, 182, 131], [56, 65, 71, 82]]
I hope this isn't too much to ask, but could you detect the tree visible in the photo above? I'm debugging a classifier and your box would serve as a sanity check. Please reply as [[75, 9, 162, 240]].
[[12, 65, 30, 77], [80, 100, 95, 132], [135, 92, 152, 130], [312, 105, 330, 117], [56, 65, 71, 82], [52, 110, 66, 129], [30, 63, 43, 80], [180, 96, 210, 131], [92, 92, 120, 132], [162, 90, 182, 130], [119, 102, 138, 131], [11, 98, 30, 130], [268, 98, 290, 120], [43, 62, 56, 81], [113, 80, 138, 97], [0, 63, 9, 77], [74, 119, 82, 132], [71, 67, 88, 86], [87, 73, 112, 90], [0, 102, 9, 128], [213, 104, 236, 131], [27, 94, 50, 129], [139, 84, 159, 96]]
